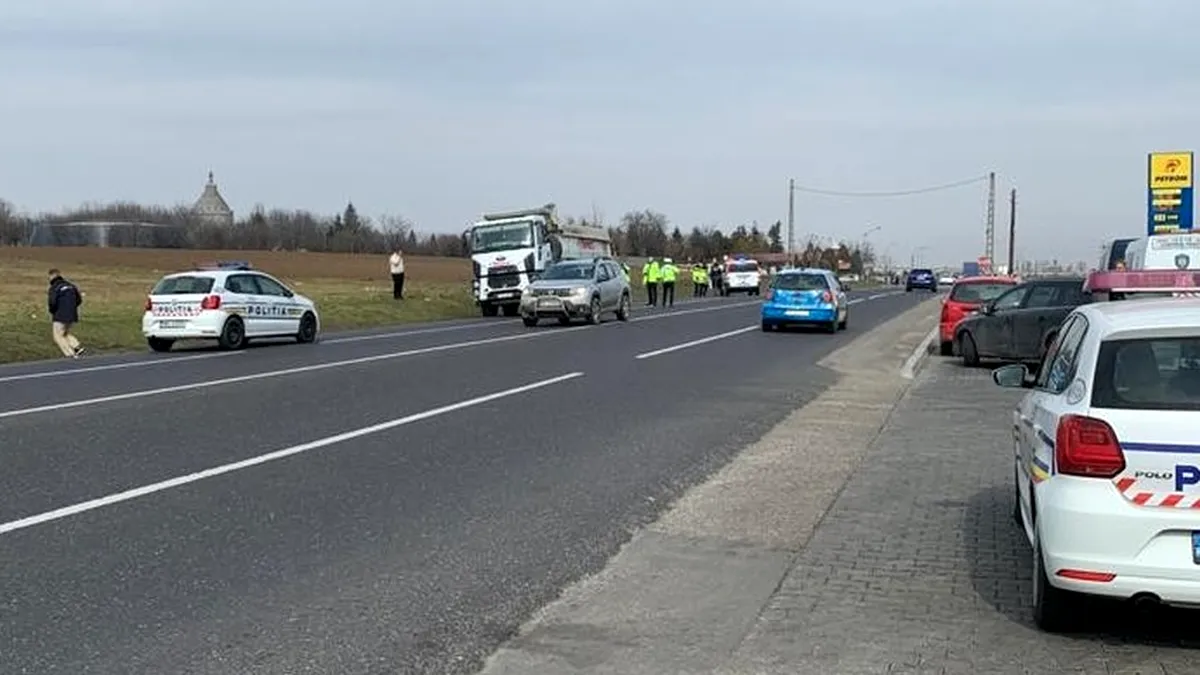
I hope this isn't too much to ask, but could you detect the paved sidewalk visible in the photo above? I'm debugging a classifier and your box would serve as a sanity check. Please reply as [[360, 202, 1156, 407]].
[[719, 359, 1200, 675]]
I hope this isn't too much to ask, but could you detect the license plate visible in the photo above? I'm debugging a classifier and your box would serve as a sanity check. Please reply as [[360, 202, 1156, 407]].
[[159, 320, 186, 329], [1192, 532, 1200, 564], [784, 310, 809, 316], [538, 298, 558, 307]]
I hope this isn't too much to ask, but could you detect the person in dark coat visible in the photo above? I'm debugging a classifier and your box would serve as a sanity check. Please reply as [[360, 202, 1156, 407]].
[[48, 268, 86, 358]]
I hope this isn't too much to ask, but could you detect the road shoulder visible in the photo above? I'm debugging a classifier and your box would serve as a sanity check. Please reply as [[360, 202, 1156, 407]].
[[477, 296, 941, 675]]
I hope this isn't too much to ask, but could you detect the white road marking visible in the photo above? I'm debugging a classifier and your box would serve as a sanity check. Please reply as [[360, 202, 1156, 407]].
[[848, 298, 864, 305], [901, 326, 939, 380], [634, 325, 758, 360], [0, 371, 585, 536], [0, 352, 242, 384], [321, 321, 501, 344]]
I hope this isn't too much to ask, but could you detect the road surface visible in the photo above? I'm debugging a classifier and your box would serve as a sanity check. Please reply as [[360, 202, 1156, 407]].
[[0, 290, 918, 675]]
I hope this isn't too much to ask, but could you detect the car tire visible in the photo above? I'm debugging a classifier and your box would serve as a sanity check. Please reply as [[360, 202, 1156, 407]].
[[940, 340, 954, 356], [587, 296, 602, 325], [522, 316, 538, 327], [906, 286, 912, 292], [1032, 525, 1078, 633], [501, 304, 519, 317], [616, 293, 631, 321], [557, 316, 571, 326], [295, 312, 318, 344], [218, 317, 248, 351], [481, 303, 499, 317], [147, 337, 174, 353], [761, 320, 775, 332], [838, 315, 848, 331], [825, 320, 838, 334], [1012, 465, 1023, 526], [960, 333, 980, 367]]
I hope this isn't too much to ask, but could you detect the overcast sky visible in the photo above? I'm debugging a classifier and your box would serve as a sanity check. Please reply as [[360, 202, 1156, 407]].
[[2, 0, 1198, 266]]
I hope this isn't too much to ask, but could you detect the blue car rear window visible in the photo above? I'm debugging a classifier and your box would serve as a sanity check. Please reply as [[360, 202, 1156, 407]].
[[773, 273, 829, 291]]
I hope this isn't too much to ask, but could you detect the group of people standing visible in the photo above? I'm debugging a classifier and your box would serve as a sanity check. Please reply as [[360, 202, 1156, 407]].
[[639, 257, 727, 307]]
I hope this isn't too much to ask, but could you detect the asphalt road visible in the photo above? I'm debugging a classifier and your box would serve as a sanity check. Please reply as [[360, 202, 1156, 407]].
[[0, 289, 926, 675]]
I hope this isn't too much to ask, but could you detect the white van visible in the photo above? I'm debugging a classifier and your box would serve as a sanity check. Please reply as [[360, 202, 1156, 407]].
[[1124, 233, 1200, 271]]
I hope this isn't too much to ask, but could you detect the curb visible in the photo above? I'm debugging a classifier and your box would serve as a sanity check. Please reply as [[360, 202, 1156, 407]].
[[900, 326, 938, 381]]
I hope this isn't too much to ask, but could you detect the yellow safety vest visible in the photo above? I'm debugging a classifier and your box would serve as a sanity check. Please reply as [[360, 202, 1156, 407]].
[[661, 264, 678, 282], [646, 262, 662, 283]]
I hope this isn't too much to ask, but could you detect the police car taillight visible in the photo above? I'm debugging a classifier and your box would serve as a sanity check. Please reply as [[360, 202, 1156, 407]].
[[1084, 270, 1200, 298], [1055, 414, 1125, 479], [200, 294, 222, 310]]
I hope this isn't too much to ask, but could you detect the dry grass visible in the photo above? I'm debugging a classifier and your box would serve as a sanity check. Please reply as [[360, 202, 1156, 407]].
[[0, 248, 475, 363]]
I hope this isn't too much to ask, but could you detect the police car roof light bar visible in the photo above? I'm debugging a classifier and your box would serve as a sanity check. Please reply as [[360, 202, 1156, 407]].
[[195, 260, 253, 271], [1084, 270, 1200, 294]]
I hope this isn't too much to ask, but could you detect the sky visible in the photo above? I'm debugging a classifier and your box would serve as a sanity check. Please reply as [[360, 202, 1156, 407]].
[[2, 0, 1199, 267]]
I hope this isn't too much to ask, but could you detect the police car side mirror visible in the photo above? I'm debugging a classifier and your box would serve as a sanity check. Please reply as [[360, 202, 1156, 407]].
[[992, 364, 1031, 388]]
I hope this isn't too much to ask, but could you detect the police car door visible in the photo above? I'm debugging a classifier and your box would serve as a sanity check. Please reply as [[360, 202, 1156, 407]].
[[252, 274, 301, 335], [223, 274, 267, 336]]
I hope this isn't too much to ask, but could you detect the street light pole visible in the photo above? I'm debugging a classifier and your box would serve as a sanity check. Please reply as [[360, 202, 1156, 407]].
[[787, 179, 795, 263]]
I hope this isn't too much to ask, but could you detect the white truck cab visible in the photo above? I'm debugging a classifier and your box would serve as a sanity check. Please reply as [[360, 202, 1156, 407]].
[[1123, 233, 1200, 271]]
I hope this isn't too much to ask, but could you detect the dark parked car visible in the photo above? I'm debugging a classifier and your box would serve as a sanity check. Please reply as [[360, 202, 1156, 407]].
[[906, 268, 937, 292], [953, 277, 1090, 367]]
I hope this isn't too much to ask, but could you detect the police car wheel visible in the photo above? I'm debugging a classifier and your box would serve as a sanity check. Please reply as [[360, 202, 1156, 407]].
[[616, 294, 631, 321], [296, 313, 318, 344], [147, 337, 174, 353], [1032, 524, 1078, 633], [218, 317, 248, 351]]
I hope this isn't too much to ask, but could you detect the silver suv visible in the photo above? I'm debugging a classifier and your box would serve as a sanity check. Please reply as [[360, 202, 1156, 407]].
[[520, 258, 632, 327]]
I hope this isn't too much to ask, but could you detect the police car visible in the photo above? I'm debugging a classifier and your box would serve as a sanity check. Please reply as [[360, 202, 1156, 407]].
[[760, 267, 848, 332], [992, 268, 1200, 631], [142, 261, 320, 352], [723, 256, 762, 295]]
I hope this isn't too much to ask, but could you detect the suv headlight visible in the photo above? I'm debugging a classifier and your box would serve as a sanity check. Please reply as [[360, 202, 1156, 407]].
[[570, 287, 588, 296]]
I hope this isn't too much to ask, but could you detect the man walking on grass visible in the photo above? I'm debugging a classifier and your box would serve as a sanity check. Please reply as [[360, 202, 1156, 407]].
[[47, 268, 86, 358]]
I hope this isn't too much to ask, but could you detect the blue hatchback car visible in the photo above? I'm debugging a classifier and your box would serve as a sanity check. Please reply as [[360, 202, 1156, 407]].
[[906, 268, 938, 292], [760, 268, 848, 333]]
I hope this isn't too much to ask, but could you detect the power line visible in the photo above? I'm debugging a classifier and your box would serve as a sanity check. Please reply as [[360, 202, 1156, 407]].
[[789, 174, 990, 198]]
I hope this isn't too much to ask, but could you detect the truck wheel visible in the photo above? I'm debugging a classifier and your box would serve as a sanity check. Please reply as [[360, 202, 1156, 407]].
[[502, 304, 519, 317], [481, 303, 499, 317], [218, 317, 247, 351], [616, 293, 631, 321], [147, 337, 174, 353]]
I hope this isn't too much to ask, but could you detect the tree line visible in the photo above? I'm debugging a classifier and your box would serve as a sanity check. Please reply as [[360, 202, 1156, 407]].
[[0, 198, 876, 273]]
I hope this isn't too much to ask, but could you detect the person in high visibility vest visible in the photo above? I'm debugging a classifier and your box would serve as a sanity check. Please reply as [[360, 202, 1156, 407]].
[[691, 263, 705, 297], [660, 257, 679, 307], [643, 258, 661, 306]]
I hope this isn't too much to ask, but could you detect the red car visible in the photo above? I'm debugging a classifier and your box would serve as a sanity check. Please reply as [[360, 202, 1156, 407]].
[[938, 276, 1018, 355]]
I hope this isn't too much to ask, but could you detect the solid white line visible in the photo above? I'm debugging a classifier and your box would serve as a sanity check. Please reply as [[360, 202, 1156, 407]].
[[901, 326, 939, 380], [321, 321, 500, 344], [0, 327, 592, 420], [0, 371, 585, 536], [0, 352, 242, 384], [634, 325, 758, 360]]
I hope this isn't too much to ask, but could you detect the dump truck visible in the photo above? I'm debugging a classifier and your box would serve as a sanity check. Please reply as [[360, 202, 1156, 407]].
[[464, 203, 613, 316]]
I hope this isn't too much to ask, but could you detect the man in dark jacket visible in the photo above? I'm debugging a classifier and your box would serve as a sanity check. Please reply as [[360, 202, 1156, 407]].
[[48, 269, 86, 358]]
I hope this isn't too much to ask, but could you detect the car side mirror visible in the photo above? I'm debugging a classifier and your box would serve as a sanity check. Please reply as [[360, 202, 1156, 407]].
[[992, 363, 1031, 388], [979, 303, 994, 315]]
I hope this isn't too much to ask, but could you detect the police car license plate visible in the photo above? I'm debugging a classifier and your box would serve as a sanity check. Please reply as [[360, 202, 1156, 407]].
[[1192, 532, 1200, 564], [784, 310, 809, 316], [159, 320, 187, 329]]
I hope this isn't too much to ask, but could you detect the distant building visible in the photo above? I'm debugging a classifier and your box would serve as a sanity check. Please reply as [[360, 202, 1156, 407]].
[[192, 171, 234, 227]]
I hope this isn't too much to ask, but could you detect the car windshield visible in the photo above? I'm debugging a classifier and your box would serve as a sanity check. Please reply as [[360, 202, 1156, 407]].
[[151, 276, 215, 294], [950, 282, 1014, 303], [1092, 336, 1200, 411], [773, 273, 828, 291], [541, 263, 594, 280], [728, 261, 758, 273], [910, 269, 933, 278], [470, 221, 534, 253]]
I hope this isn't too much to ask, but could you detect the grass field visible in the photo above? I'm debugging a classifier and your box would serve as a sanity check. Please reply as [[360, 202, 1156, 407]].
[[0, 247, 475, 363]]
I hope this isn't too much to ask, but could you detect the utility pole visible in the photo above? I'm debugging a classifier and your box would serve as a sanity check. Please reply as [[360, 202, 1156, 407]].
[[786, 179, 795, 263], [984, 171, 996, 271], [1006, 188, 1016, 275]]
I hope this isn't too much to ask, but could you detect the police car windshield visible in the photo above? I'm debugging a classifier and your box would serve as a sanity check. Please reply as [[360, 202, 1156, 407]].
[[728, 261, 758, 273], [950, 282, 1014, 303], [773, 273, 828, 291], [1092, 336, 1200, 411], [542, 263, 594, 280], [152, 276, 215, 294]]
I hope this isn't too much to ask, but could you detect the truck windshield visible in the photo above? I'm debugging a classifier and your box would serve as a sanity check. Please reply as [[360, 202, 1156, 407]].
[[470, 221, 534, 253], [541, 262, 595, 280]]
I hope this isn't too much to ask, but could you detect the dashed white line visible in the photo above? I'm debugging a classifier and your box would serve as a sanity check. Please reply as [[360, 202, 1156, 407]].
[[0, 371, 585, 536], [634, 325, 758, 360]]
